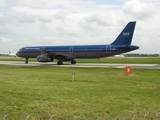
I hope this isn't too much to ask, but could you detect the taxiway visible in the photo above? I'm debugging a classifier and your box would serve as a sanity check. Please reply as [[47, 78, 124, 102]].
[[0, 61, 160, 69]]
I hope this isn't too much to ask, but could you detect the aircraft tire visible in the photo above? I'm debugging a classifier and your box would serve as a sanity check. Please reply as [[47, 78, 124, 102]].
[[71, 60, 76, 64], [51, 58, 54, 62], [25, 58, 28, 64], [57, 60, 63, 65]]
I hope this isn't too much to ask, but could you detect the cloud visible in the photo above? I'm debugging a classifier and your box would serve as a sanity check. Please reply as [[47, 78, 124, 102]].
[[85, 14, 110, 26], [36, 15, 52, 23], [38, 23, 49, 31], [0, 26, 11, 34], [0, 0, 5, 6], [1, 13, 36, 24], [0, 14, 10, 25], [11, 6, 57, 16], [14, 13, 36, 23], [54, 11, 68, 20], [156, 32, 160, 38], [0, 0, 160, 54], [0, 37, 16, 45], [123, 0, 155, 20]]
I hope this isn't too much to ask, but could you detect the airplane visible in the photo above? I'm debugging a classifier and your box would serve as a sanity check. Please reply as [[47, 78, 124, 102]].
[[16, 21, 139, 65], [8, 51, 16, 57]]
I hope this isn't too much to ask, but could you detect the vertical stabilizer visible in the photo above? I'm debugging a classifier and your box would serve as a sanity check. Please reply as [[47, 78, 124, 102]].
[[111, 21, 136, 45]]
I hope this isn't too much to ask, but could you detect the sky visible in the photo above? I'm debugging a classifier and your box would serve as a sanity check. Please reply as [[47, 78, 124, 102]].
[[0, 0, 160, 54]]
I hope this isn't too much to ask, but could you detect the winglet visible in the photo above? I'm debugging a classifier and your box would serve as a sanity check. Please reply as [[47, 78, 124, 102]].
[[111, 21, 136, 45]]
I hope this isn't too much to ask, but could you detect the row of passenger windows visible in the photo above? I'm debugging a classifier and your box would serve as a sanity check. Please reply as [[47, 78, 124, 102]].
[[23, 48, 105, 52], [53, 49, 103, 51]]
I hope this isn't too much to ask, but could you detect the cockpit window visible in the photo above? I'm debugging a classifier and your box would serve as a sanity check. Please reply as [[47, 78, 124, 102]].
[[18, 48, 24, 53]]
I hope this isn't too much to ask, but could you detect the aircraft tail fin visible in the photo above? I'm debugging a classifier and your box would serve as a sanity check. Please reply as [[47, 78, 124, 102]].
[[111, 21, 136, 45]]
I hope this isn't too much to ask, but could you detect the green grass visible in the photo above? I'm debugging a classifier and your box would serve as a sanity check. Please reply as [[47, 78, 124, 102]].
[[0, 56, 160, 64], [0, 65, 160, 119]]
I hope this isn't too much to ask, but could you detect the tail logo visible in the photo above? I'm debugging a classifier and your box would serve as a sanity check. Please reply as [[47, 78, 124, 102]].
[[123, 32, 130, 36]]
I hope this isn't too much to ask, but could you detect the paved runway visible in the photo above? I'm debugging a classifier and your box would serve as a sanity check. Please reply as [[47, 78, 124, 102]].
[[0, 61, 160, 69]]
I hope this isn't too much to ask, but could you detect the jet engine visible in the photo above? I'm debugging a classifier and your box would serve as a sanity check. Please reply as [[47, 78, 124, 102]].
[[37, 55, 52, 62]]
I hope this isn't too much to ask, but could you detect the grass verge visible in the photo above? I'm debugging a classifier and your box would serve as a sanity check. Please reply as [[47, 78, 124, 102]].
[[0, 65, 160, 119]]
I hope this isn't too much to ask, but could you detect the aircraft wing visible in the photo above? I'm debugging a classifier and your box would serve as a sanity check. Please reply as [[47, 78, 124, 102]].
[[41, 49, 76, 60]]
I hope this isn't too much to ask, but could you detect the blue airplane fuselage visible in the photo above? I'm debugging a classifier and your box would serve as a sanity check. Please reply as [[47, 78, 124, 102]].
[[17, 44, 138, 59], [16, 21, 139, 65]]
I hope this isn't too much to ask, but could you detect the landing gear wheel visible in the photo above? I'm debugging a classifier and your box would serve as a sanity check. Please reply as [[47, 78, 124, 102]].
[[71, 59, 76, 64], [57, 60, 63, 65], [25, 58, 28, 64], [51, 58, 53, 62]]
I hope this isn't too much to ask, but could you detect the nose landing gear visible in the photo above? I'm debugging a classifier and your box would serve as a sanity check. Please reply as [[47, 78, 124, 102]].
[[25, 58, 28, 64]]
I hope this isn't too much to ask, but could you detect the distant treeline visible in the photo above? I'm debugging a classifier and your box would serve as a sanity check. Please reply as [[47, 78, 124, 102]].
[[124, 53, 159, 57], [0, 54, 9, 56]]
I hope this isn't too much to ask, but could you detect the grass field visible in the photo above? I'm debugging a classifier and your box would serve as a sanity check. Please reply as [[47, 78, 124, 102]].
[[0, 56, 160, 64], [0, 65, 160, 119]]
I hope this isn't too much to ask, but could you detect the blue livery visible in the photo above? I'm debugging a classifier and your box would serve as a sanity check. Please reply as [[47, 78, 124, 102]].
[[16, 21, 139, 65]]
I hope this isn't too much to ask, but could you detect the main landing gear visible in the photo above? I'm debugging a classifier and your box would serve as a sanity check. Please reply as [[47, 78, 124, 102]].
[[25, 58, 28, 64], [57, 59, 76, 65], [24, 58, 76, 65], [71, 59, 76, 64], [57, 60, 63, 65]]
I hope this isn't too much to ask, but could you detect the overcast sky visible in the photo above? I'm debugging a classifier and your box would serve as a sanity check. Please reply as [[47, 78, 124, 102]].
[[0, 0, 160, 54]]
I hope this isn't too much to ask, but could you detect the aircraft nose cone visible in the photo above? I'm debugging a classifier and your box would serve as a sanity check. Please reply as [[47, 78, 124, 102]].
[[16, 52, 19, 57]]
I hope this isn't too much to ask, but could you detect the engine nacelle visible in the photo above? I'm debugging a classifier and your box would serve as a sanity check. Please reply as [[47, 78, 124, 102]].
[[37, 55, 52, 62]]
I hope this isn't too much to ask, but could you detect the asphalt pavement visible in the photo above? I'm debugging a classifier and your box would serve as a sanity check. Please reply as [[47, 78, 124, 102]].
[[0, 61, 160, 69]]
